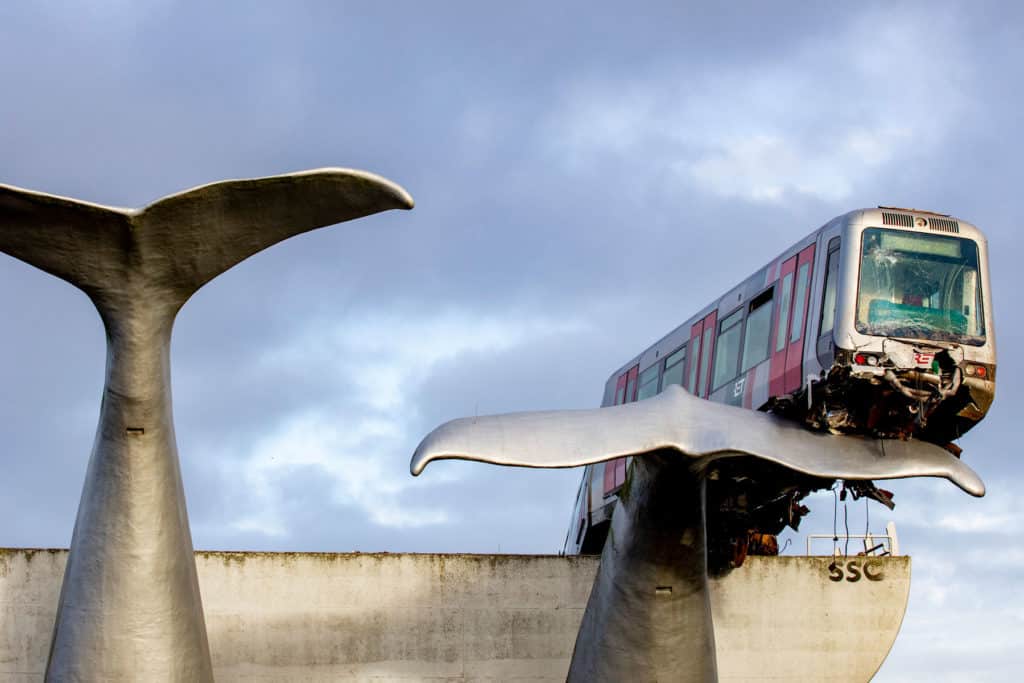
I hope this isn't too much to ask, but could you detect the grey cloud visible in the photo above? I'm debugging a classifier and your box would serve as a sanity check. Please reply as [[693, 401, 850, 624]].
[[2, 1, 1023, 678]]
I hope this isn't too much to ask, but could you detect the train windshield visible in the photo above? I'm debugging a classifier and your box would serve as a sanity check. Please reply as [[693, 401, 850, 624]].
[[857, 228, 985, 345]]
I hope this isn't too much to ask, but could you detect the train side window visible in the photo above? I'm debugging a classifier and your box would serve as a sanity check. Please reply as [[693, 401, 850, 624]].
[[661, 346, 686, 391], [637, 365, 660, 400], [741, 289, 774, 372], [712, 308, 744, 390], [819, 243, 841, 337], [790, 262, 811, 343], [775, 272, 794, 352]]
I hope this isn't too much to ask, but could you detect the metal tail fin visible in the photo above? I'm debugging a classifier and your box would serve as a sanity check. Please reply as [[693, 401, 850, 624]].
[[0, 168, 414, 311]]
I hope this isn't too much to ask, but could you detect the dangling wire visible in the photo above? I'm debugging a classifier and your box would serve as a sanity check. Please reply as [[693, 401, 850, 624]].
[[832, 483, 840, 556], [865, 497, 870, 539], [843, 499, 850, 557]]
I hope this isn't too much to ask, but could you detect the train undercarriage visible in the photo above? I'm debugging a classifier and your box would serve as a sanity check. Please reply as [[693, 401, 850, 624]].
[[715, 339, 994, 570], [702, 456, 905, 571]]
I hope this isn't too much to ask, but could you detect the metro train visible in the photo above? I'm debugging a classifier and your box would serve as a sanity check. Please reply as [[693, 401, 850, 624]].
[[565, 206, 995, 555]]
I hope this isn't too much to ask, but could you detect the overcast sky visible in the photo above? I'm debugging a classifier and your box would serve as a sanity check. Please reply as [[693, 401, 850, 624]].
[[1, 2, 1021, 679]]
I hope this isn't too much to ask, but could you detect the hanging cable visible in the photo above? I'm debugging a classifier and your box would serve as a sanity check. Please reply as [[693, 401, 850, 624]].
[[843, 499, 850, 556], [862, 497, 871, 555], [832, 484, 839, 556]]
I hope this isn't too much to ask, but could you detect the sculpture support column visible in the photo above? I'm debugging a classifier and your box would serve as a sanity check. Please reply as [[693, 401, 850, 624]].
[[568, 454, 717, 682], [47, 305, 212, 681]]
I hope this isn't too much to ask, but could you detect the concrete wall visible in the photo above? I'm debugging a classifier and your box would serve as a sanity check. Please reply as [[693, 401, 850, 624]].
[[0, 549, 64, 682], [710, 556, 911, 681], [0, 549, 596, 682], [0, 549, 910, 681]]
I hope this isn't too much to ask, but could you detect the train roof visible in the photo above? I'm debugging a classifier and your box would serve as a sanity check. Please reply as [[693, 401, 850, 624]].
[[847, 207, 985, 242]]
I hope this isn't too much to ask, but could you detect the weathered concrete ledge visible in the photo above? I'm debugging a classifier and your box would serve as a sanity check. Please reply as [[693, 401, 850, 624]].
[[1, 549, 596, 682], [0, 549, 909, 681]]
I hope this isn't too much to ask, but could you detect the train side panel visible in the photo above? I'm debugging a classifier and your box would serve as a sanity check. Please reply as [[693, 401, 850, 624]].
[[565, 218, 837, 554]]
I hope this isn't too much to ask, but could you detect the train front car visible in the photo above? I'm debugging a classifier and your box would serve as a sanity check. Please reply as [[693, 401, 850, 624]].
[[808, 208, 996, 447], [563, 206, 995, 557]]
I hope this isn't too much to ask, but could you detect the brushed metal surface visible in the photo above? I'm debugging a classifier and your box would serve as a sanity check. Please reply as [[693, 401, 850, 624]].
[[568, 455, 717, 682], [0, 169, 413, 682], [411, 384, 984, 496]]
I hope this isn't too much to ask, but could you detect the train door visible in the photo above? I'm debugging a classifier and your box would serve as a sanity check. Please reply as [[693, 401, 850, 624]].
[[625, 365, 639, 403], [769, 257, 796, 397], [816, 238, 842, 367], [603, 365, 637, 495], [784, 245, 815, 393], [687, 313, 717, 398], [612, 371, 629, 406], [687, 320, 704, 395]]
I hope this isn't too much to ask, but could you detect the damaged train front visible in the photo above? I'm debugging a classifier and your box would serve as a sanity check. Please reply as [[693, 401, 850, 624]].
[[806, 214, 996, 448]]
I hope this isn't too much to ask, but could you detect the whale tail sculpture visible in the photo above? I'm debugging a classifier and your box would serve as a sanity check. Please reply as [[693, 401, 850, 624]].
[[411, 386, 984, 496], [0, 169, 413, 311], [0, 169, 413, 682], [411, 385, 984, 681]]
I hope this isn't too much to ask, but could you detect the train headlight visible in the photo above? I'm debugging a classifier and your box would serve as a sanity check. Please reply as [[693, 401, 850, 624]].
[[966, 364, 988, 378], [854, 353, 878, 366]]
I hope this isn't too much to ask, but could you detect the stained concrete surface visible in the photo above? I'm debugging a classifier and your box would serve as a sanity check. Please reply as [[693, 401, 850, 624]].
[[0, 549, 909, 681]]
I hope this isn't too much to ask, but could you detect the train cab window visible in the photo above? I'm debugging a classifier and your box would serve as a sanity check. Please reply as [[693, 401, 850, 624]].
[[741, 289, 773, 372], [661, 346, 686, 391], [775, 272, 794, 352], [819, 243, 841, 338], [637, 365, 660, 400], [856, 228, 986, 345], [712, 308, 744, 390], [790, 262, 811, 343]]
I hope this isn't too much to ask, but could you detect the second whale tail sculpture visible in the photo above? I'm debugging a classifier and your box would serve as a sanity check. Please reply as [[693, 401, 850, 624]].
[[411, 385, 984, 681], [0, 169, 413, 682], [0, 169, 413, 310]]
